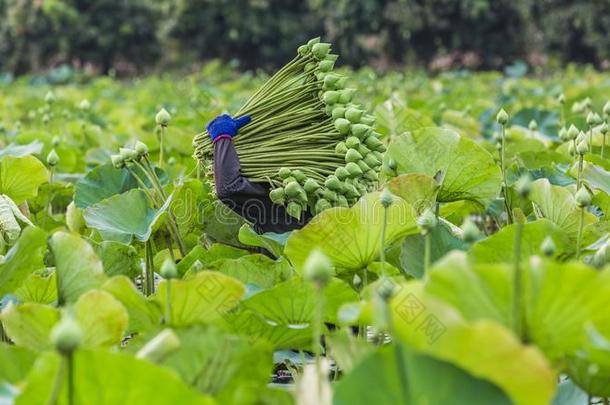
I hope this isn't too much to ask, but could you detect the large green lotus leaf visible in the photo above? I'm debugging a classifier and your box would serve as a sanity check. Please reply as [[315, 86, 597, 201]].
[[0, 303, 59, 350], [333, 344, 513, 405], [101, 276, 161, 333], [238, 224, 288, 258], [0, 343, 36, 384], [0, 141, 43, 159], [529, 178, 597, 237], [551, 380, 588, 405], [386, 173, 439, 214], [153, 272, 245, 327], [13, 270, 57, 304], [442, 109, 482, 139], [387, 281, 556, 405], [202, 200, 247, 247], [93, 240, 140, 278], [15, 350, 216, 405], [177, 243, 249, 276], [470, 219, 572, 263], [0, 227, 47, 296], [152, 325, 273, 403], [170, 179, 208, 238], [73, 163, 137, 209], [511, 108, 560, 138], [284, 192, 418, 273], [566, 327, 610, 397], [0, 156, 49, 204], [49, 231, 106, 304], [578, 161, 610, 195], [83, 189, 171, 243], [204, 255, 292, 289], [375, 99, 435, 139], [426, 251, 610, 363], [74, 289, 128, 348], [384, 127, 502, 204], [242, 277, 358, 327]]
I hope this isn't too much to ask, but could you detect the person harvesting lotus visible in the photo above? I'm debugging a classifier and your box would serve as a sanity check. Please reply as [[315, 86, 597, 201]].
[[206, 114, 312, 233]]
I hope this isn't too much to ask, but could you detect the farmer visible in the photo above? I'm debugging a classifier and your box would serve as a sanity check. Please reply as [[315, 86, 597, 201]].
[[207, 114, 312, 234]]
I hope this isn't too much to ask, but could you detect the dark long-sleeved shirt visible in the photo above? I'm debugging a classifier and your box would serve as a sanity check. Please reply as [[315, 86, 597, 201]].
[[213, 138, 312, 233]]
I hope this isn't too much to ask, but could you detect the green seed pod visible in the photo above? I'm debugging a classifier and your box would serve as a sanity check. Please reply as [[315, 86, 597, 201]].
[[541, 236, 556, 257], [345, 108, 364, 123], [304, 178, 321, 193], [66, 201, 85, 234], [364, 154, 381, 168], [160, 258, 178, 279], [567, 124, 579, 140], [323, 91, 340, 105], [514, 173, 532, 198], [380, 188, 394, 208], [335, 141, 348, 155], [576, 139, 588, 155], [346, 162, 363, 177], [604, 101, 610, 117], [496, 109, 509, 125], [345, 148, 363, 163], [361, 114, 376, 126], [335, 167, 350, 181], [156, 108, 171, 126], [318, 60, 335, 72], [307, 37, 320, 48], [338, 89, 355, 104], [135, 141, 149, 156], [269, 188, 286, 204], [50, 314, 82, 355], [351, 124, 372, 139], [304, 249, 333, 286], [345, 136, 360, 149], [528, 120, 538, 131], [278, 167, 292, 179], [332, 106, 346, 119], [285, 182, 303, 198], [335, 118, 351, 135], [575, 187, 592, 207], [325, 175, 342, 191], [287, 201, 303, 219], [357, 144, 371, 156], [292, 170, 307, 184], [461, 219, 481, 243], [315, 198, 332, 214], [417, 208, 438, 234], [312, 42, 332, 59], [357, 160, 371, 172], [110, 154, 125, 169], [46, 149, 59, 167], [337, 195, 349, 207]]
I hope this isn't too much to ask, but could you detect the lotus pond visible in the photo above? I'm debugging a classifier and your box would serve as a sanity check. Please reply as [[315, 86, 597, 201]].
[[1, 64, 610, 404]]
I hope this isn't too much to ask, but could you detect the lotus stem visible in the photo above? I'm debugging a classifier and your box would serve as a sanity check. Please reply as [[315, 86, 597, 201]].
[[144, 240, 155, 295], [424, 232, 431, 276], [48, 354, 65, 405], [159, 125, 166, 168], [312, 285, 325, 401], [576, 207, 585, 260], [0, 322, 8, 343], [500, 124, 513, 224], [165, 279, 172, 325], [512, 220, 524, 339], [577, 154, 584, 190], [67, 352, 75, 405], [379, 206, 388, 277]]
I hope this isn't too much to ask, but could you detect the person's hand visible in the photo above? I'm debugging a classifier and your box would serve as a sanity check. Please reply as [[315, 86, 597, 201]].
[[207, 114, 251, 143]]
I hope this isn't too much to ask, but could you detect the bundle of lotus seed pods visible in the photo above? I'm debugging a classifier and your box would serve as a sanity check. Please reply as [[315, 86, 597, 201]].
[[193, 38, 384, 218]]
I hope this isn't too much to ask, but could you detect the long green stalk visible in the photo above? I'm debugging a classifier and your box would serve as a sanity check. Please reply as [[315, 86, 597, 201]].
[[576, 207, 585, 259], [513, 220, 523, 339]]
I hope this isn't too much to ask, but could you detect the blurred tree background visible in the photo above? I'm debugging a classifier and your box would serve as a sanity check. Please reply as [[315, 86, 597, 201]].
[[1, 0, 610, 76]]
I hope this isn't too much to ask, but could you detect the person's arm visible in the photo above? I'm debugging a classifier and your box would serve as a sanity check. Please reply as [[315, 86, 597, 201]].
[[213, 137, 268, 198]]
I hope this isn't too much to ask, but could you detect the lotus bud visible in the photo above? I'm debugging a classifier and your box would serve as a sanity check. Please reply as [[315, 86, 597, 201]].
[[66, 201, 85, 233], [528, 120, 538, 131], [136, 329, 181, 363], [303, 249, 333, 286], [42, 114, 50, 124], [576, 139, 588, 155], [335, 141, 348, 155], [377, 277, 396, 302], [557, 93, 566, 104], [352, 273, 362, 288], [388, 158, 397, 171], [318, 59, 335, 73], [110, 154, 125, 169], [593, 113, 603, 125], [120, 147, 138, 161], [584, 97, 593, 109], [79, 99, 91, 110], [345, 108, 364, 124], [496, 109, 509, 125], [461, 219, 481, 243], [558, 127, 568, 141], [380, 188, 394, 208], [601, 122, 609, 135], [604, 101, 610, 117], [417, 208, 437, 234], [515, 173, 532, 198], [304, 179, 321, 193], [52, 136, 61, 147], [575, 187, 592, 207], [312, 43, 331, 60], [568, 142, 575, 156], [278, 167, 292, 179], [168, 157, 176, 166], [587, 112, 596, 126], [307, 37, 321, 48], [160, 258, 178, 279], [135, 141, 149, 156], [46, 149, 59, 167], [592, 243, 609, 269], [567, 124, 579, 140], [297, 45, 309, 56], [540, 236, 556, 257], [335, 118, 351, 135], [50, 314, 82, 355], [45, 91, 56, 104], [155, 108, 171, 126]]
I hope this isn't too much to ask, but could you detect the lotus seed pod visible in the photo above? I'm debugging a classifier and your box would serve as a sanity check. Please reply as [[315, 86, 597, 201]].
[[135, 141, 149, 155], [461, 219, 481, 243], [417, 208, 437, 234], [155, 108, 171, 126], [380, 188, 394, 208], [46, 149, 59, 167], [303, 249, 333, 286], [496, 109, 509, 125], [586, 112, 596, 126], [45, 91, 56, 104], [79, 99, 91, 110], [604, 101, 610, 117], [576, 139, 588, 155], [269, 188, 286, 204], [528, 120, 538, 131], [567, 125, 579, 140], [558, 127, 568, 141], [110, 154, 125, 168], [575, 187, 592, 207], [312, 43, 331, 60], [335, 118, 351, 135], [50, 314, 82, 355], [541, 236, 556, 257], [515, 173, 532, 198], [557, 93, 566, 104], [136, 329, 181, 363], [160, 258, 178, 280], [66, 201, 85, 234]]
